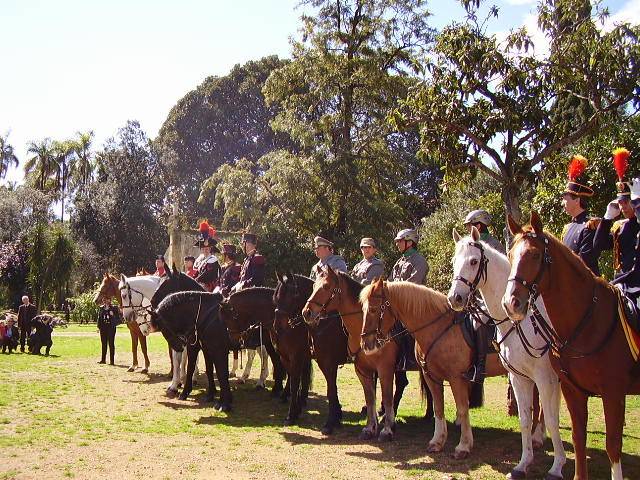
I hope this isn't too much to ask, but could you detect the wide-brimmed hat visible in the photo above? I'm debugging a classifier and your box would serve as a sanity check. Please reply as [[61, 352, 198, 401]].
[[563, 155, 594, 197], [359, 237, 376, 248], [314, 236, 333, 248]]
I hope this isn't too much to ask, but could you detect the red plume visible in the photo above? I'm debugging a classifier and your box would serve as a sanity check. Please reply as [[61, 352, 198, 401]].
[[612, 147, 630, 181], [199, 221, 210, 233], [208, 227, 216, 238], [568, 155, 588, 181]]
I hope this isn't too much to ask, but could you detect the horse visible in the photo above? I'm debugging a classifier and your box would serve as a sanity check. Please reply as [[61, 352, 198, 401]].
[[94, 273, 150, 373], [151, 290, 232, 412], [276, 273, 348, 434], [272, 273, 313, 425], [218, 287, 287, 396], [360, 278, 507, 458], [449, 228, 566, 479], [503, 212, 640, 480], [302, 268, 433, 441], [150, 265, 215, 402]]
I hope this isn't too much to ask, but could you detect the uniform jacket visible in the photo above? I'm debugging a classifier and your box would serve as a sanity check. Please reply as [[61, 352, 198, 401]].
[[98, 305, 121, 329], [351, 257, 385, 285], [389, 249, 428, 284], [194, 254, 221, 292], [562, 211, 601, 276], [219, 262, 242, 296], [593, 217, 640, 278], [186, 268, 198, 279], [310, 254, 348, 280], [479, 232, 505, 254], [238, 251, 266, 289], [17, 304, 37, 331]]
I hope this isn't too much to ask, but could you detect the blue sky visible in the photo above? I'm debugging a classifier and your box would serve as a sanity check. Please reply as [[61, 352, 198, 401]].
[[1, 0, 636, 185]]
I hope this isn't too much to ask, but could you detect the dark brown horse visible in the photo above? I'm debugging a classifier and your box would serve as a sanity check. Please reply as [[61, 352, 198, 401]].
[[302, 269, 432, 441], [94, 273, 150, 373], [504, 212, 640, 480]]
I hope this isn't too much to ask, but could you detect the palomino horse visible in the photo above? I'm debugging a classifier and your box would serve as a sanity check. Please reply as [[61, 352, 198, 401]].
[[361, 278, 507, 458], [94, 273, 150, 373], [449, 228, 565, 479], [302, 268, 433, 441], [503, 212, 640, 480]]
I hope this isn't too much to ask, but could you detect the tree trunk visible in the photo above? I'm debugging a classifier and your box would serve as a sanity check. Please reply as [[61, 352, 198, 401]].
[[502, 181, 522, 249]]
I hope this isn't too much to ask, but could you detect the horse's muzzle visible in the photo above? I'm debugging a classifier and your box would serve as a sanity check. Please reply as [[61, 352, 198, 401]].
[[302, 307, 320, 327], [502, 294, 527, 322], [447, 289, 466, 312], [361, 333, 379, 355]]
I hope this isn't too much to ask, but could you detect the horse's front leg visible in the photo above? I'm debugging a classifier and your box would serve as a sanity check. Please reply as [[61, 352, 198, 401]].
[[355, 360, 377, 440], [378, 363, 396, 442], [602, 392, 626, 480], [509, 373, 535, 478], [424, 373, 446, 453], [178, 345, 199, 400], [560, 382, 589, 480], [167, 349, 182, 396], [536, 367, 566, 480], [449, 377, 473, 459], [318, 361, 341, 435], [127, 324, 138, 372], [200, 343, 216, 403], [212, 346, 232, 412], [264, 339, 285, 396], [139, 333, 150, 374]]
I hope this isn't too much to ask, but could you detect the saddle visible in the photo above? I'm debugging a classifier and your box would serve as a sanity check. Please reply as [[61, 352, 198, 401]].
[[455, 312, 496, 354], [614, 285, 640, 362]]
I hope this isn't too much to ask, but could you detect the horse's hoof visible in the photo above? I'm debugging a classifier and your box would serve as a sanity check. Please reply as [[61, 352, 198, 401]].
[[255, 384, 265, 391], [166, 388, 178, 398], [544, 474, 563, 480], [178, 393, 188, 401], [507, 469, 527, 479], [217, 403, 232, 413], [127, 366, 136, 372], [321, 424, 334, 435], [359, 429, 375, 440], [378, 430, 394, 442], [140, 368, 148, 374], [452, 450, 470, 460], [283, 417, 297, 426], [237, 378, 246, 385]]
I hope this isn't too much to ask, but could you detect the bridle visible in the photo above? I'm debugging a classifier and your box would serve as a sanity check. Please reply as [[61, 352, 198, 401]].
[[506, 231, 552, 297], [360, 290, 397, 349], [119, 280, 153, 327], [274, 278, 306, 329], [453, 240, 489, 298], [221, 300, 265, 348], [306, 285, 342, 318]]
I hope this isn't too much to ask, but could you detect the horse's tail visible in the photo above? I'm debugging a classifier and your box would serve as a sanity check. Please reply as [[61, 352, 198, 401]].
[[303, 357, 313, 390], [469, 380, 484, 409]]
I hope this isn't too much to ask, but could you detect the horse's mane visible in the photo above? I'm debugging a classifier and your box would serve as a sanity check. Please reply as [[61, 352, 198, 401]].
[[174, 271, 203, 290], [157, 291, 223, 314], [291, 273, 313, 285], [228, 286, 275, 301], [361, 281, 450, 320], [514, 226, 609, 288], [456, 236, 510, 269], [337, 271, 364, 299]]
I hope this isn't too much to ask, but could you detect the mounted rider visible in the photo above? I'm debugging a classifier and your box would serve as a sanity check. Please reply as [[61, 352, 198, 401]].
[[561, 155, 602, 276], [193, 221, 221, 292], [351, 237, 385, 285], [183, 255, 197, 279], [310, 236, 347, 280], [594, 148, 639, 279], [463, 210, 504, 253], [234, 233, 265, 291], [219, 243, 242, 297], [153, 255, 167, 278]]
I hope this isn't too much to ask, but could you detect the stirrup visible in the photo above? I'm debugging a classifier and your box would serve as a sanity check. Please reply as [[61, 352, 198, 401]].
[[463, 365, 484, 383]]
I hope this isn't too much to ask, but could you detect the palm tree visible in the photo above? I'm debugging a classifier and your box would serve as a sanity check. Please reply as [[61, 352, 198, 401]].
[[72, 131, 94, 195], [51, 140, 76, 222], [25, 138, 55, 191], [0, 132, 19, 180]]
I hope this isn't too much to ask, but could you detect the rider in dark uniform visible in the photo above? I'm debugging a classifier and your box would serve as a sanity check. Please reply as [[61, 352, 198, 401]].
[[594, 148, 639, 279], [234, 233, 265, 291], [561, 155, 601, 276], [193, 221, 221, 292], [219, 244, 242, 297], [97, 298, 120, 365]]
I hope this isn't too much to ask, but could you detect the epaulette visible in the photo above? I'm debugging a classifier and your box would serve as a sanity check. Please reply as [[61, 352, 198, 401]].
[[611, 219, 627, 234], [252, 254, 265, 265], [586, 217, 601, 230]]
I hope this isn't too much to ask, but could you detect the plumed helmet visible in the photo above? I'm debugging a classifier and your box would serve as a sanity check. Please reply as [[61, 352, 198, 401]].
[[194, 220, 220, 253], [394, 228, 419, 243], [464, 209, 492, 226]]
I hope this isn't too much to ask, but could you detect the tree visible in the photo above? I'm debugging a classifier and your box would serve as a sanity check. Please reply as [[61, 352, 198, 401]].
[[72, 131, 95, 196], [400, 0, 640, 222], [0, 132, 19, 180], [0, 184, 53, 243], [24, 138, 55, 192], [50, 139, 76, 222]]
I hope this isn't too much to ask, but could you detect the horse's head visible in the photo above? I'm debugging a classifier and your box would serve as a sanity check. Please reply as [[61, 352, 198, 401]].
[[94, 273, 119, 305], [150, 309, 185, 352], [273, 272, 301, 327], [218, 296, 246, 348], [448, 227, 488, 311], [503, 211, 550, 321], [118, 274, 154, 335], [302, 267, 340, 327], [360, 277, 395, 354]]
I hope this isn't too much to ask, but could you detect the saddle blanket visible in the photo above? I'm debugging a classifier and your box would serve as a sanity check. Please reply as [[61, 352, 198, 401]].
[[455, 312, 496, 354], [614, 285, 640, 362]]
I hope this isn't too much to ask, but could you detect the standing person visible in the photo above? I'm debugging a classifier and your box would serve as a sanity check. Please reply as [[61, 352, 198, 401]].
[[184, 255, 198, 279], [594, 147, 639, 279], [351, 237, 385, 285], [193, 221, 221, 292], [463, 210, 504, 253], [561, 155, 602, 276], [97, 298, 120, 365], [309, 236, 347, 280], [17, 295, 37, 353], [153, 255, 167, 278]]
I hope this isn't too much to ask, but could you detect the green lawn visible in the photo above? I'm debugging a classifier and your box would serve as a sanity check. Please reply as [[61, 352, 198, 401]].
[[0, 328, 638, 479]]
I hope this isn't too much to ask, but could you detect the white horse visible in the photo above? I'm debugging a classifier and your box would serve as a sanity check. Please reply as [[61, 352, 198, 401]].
[[448, 228, 566, 480], [119, 274, 198, 394]]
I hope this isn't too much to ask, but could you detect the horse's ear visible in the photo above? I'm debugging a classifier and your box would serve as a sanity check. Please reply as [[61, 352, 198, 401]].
[[328, 267, 337, 278], [470, 226, 480, 242], [120, 273, 127, 283], [275, 270, 283, 283], [452, 228, 461, 243], [507, 214, 523, 235], [530, 211, 543, 234]]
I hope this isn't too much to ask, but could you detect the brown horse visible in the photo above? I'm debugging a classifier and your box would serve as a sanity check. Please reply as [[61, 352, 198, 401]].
[[503, 212, 640, 480], [360, 278, 506, 458], [302, 269, 432, 441], [94, 273, 150, 373]]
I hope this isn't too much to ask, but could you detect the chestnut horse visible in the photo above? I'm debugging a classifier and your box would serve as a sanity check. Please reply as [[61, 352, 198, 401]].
[[94, 273, 150, 373], [503, 212, 640, 480], [361, 278, 506, 458], [302, 268, 433, 441]]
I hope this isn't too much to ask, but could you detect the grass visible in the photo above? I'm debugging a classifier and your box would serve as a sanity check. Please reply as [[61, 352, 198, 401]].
[[0, 330, 639, 479]]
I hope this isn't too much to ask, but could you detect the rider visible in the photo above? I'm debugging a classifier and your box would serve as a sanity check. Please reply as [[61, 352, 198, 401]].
[[193, 221, 221, 292], [184, 255, 197, 279], [463, 210, 504, 253], [351, 238, 385, 285], [594, 148, 639, 279], [561, 154, 602, 276], [310, 236, 348, 280], [153, 255, 167, 278], [388, 228, 427, 372], [234, 233, 265, 291], [219, 244, 242, 297]]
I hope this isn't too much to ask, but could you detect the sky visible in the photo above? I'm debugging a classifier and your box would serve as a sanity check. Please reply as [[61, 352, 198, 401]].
[[1, 0, 637, 186]]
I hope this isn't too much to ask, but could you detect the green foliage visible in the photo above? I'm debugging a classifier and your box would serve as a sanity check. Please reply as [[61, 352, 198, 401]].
[[68, 288, 100, 323], [0, 184, 52, 242], [421, 173, 504, 293], [0, 132, 19, 180]]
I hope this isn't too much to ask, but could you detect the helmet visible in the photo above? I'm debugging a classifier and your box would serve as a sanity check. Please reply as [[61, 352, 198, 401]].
[[464, 209, 492, 226], [394, 228, 419, 243]]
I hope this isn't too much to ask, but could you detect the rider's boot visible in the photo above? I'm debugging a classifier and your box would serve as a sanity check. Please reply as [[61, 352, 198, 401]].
[[463, 323, 488, 383]]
